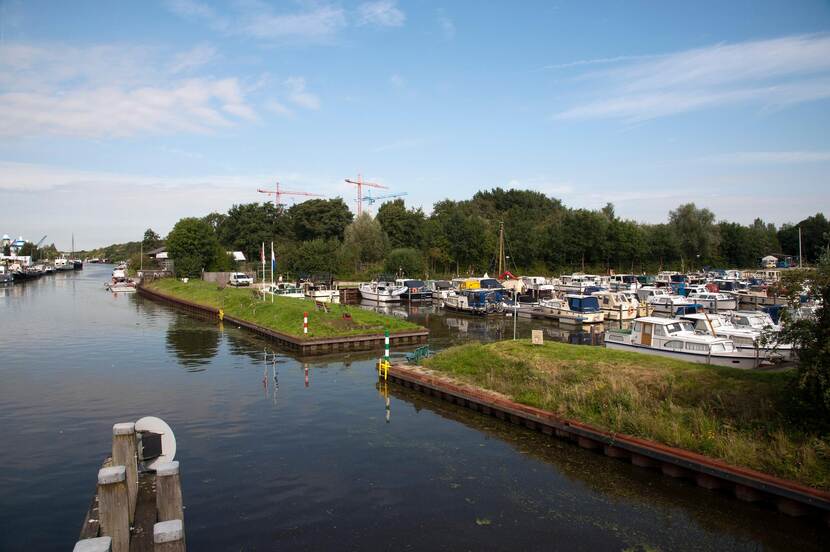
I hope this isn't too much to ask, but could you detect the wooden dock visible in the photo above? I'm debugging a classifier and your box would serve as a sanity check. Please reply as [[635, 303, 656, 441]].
[[383, 362, 830, 524], [75, 423, 186, 552], [137, 284, 428, 355]]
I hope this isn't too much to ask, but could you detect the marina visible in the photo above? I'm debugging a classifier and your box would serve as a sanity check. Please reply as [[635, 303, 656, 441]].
[[2, 265, 828, 550]]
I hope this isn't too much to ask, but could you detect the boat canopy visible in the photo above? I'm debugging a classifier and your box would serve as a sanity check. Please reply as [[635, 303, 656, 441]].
[[567, 295, 600, 313]]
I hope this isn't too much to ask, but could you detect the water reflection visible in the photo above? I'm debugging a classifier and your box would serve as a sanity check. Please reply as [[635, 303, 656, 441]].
[[385, 384, 827, 552], [165, 313, 220, 371]]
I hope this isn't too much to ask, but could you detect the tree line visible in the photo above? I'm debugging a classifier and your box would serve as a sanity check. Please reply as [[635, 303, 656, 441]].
[[141, 188, 830, 278]]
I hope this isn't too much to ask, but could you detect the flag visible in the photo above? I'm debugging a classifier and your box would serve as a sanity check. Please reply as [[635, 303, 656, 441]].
[[261, 242, 265, 265], [270, 242, 276, 284]]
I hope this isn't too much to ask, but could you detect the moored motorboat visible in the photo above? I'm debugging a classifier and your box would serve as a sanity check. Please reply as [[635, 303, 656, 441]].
[[680, 313, 793, 363], [687, 292, 737, 312], [395, 278, 432, 302], [539, 294, 604, 324], [359, 280, 407, 302], [604, 317, 758, 369], [443, 288, 506, 315]]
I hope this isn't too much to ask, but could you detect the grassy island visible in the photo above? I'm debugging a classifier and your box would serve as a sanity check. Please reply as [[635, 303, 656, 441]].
[[144, 278, 423, 339], [423, 340, 830, 490]]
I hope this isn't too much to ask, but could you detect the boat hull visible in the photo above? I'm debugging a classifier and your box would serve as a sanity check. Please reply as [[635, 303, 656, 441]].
[[604, 339, 759, 369]]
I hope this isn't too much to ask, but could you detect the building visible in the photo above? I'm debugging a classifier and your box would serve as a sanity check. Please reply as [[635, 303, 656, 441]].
[[760, 255, 778, 269]]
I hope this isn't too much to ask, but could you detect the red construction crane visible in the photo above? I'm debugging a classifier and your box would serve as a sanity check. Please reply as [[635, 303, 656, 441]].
[[257, 181, 323, 208], [345, 174, 388, 216]]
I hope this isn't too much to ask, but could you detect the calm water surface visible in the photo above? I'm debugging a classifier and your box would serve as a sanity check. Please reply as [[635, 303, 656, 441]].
[[0, 266, 826, 551]]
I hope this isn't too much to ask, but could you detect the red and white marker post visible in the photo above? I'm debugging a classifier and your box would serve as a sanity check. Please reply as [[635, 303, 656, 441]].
[[303, 312, 308, 335]]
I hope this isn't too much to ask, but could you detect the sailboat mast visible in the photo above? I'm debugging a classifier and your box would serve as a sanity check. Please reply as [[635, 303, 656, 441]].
[[498, 221, 505, 276]]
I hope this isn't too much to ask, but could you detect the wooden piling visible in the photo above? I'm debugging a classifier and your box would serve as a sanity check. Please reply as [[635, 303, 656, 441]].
[[111, 422, 138, 522], [156, 461, 184, 523], [97, 466, 130, 552], [73, 536, 112, 552], [153, 519, 186, 552]]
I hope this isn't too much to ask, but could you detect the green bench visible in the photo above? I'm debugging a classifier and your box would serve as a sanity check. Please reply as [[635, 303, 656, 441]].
[[405, 345, 433, 364]]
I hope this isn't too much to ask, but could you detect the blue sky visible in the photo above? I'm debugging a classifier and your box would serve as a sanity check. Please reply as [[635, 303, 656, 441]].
[[1, 0, 829, 250]]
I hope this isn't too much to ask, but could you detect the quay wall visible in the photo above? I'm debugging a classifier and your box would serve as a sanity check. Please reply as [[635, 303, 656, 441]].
[[385, 363, 830, 523]]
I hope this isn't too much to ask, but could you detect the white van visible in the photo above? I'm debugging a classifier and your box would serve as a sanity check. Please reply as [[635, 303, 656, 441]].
[[228, 273, 253, 287]]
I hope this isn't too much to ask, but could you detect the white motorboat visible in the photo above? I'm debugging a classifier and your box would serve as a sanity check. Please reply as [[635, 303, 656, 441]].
[[106, 280, 136, 293], [647, 294, 701, 317], [0, 265, 12, 285], [687, 292, 737, 312], [359, 280, 406, 302], [54, 257, 74, 271], [261, 281, 305, 298], [539, 294, 604, 324], [604, 317, 758, 369], [591, 290, 640, 321], [680, 313, 793, 363], [555, 273, 605, 294], [303, 281, 340, 303], [426, 280, 453, 300]]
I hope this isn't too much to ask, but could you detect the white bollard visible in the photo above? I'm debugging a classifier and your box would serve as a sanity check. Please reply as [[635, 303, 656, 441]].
[[73, 536, 112, 552], [154, 519, 186, 552]]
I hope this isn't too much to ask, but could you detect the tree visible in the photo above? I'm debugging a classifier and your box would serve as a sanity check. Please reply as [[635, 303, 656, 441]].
[[2, 244, 10, 256], [341, 213, 390, 273], [386, 247, 425, 277], [669, 203, 719, 266], [143, 228, 161, 250], [778, 254, 830, 420], [288, 198, 353, 241], [219, 202, 286, 261], [778, 213, 830, 263], [166, 217, 219, 277], [376, 199, 426, 249], [290, 239, 342, 275]]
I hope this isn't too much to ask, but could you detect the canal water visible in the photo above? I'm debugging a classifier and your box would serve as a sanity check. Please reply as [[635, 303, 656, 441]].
[[0, 265, 826, 551]]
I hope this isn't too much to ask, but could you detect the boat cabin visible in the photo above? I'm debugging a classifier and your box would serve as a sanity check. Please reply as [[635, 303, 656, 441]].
[[565, 294, 601, 313]]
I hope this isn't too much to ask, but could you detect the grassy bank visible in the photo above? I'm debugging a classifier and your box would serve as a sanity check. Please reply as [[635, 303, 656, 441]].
[[423, 340, 830, 490], [145, 278, 422, 339]]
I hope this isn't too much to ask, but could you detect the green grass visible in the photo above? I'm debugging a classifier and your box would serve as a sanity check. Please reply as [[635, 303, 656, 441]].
[[146, 278, 422, 339], [423, 340, 830, 490]]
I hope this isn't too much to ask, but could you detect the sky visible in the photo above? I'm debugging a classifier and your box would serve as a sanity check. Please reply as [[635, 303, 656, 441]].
[[1, 0, 829, 250]]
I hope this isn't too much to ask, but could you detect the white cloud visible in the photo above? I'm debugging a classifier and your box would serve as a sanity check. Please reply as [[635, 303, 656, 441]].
[[168, 43, 217, 74], [284, 77, 320, 110], [357, 1, 405, 27], [554, 34, 830, 121], [164, 0, 347, 42], [265, 99, 292, 117], [0, 42, 260, 137]]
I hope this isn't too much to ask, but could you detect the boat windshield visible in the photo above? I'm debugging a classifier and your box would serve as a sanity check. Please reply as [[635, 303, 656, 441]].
[[404, 280, 425, 288], [568, 296, 600, 312], [664, 321, 692, 334]]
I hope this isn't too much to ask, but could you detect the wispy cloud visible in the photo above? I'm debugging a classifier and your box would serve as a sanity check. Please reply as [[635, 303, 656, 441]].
[[437, 10, 455, 40], [168, 43, 217, 74], [700, 150, 830, 164], [166, 0, 410, 41], [357, 1, 405, 28], [554, 34, 830, 121], [372, 138, 422, 153], [284, 77, 320, 110], [0, 42, 259, 137]]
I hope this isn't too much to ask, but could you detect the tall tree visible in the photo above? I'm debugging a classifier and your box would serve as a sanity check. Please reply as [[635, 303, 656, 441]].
[[142, 228, 161, 250], [376, 199, 426, 249], [166, 217, 219, 277], [668, 203, 719, 266], [288, 198, 353, 241], [341, 213, 389, 273]]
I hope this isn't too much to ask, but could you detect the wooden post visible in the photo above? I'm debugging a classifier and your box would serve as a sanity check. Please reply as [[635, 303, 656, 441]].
[[73, 537, 112, 552], [155, 461, 184, 522], [154, 519, 186, 552], [111, 422, 138, 523], [97, 466, 130, 552]]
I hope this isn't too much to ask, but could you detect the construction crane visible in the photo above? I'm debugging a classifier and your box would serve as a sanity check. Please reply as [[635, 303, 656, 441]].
[[32, 235, 47, 261], [257, 181, 323, 209], [345, 174, 388, 216], [360, 192, 408, 213]]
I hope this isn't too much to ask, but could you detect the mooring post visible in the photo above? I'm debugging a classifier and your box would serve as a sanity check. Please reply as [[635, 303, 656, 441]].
[[111, 422, 138, 522], [153, 519, 185, 552], [384, 329, 390, 361], [73, 536, 112, 552], [155, 461, 184, 523], [303, 311, 308, 335], [97, 466, 130, 552]]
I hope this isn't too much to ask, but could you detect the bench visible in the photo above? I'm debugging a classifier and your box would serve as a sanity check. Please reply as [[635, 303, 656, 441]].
[[405, 345, 433, 364], [315, 301, 330, 313]]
